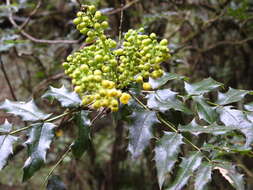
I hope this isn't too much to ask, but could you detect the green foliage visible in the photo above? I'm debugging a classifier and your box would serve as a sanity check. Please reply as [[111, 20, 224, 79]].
[[128, 110, 158, 158], [0, 99, 51, 121], [155, 132, 183, 189], [167, 151, 202, 190], [42, 85, 82, 108], [23, 122, 55, 181], [0, 120, 18, 170], [71, 111, 91, 159]]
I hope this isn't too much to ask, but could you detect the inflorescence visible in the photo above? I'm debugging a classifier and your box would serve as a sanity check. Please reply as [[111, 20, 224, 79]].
[[62, 5, 171, 112]]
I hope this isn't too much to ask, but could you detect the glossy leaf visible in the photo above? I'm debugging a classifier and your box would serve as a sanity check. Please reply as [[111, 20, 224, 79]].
[[0, 120, 18, 170], [128, 110, 158, 159], [193, 96, 217, 124], [179, 119, 236, 136], [0, 99, 51, 121], [43, 85, 81, 107], [147, 89, 192, 114], [149, 72, 186, 89], [185, 78, 222, 95], [216, 88, 249, 105], [72, 111, 91, 159], [23, 122, 55, 181], [194, 163, 212, 190], [167, 151, 202, 190], [155, 132, 183, 189], [218, 106, 253, 148], [214, 161, 244, 190]]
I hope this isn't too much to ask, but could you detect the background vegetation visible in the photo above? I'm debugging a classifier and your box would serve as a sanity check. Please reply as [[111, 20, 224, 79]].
[[0, 0, 253, 189]]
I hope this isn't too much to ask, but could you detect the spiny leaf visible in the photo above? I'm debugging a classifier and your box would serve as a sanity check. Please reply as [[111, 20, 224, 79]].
[[155, 132, 183, 189], [214, 161, 244, 190], [149, 72, 186, 89], [216, 87, 249, 105], [47, 175, 67, 190], [72, 111, 91, 159], [147, 89, 192, 114], [185, 78, 223, 95], [193, 96, 217, 124], [42, 85, 81, 108], [244, 102, 253, 111], [0, 120, 18, 170], [128, 110, 158, 159], [0, 99, 51, 121], [167, 151, 202, 190], [217, 106, 253, 148], [194, 163, 212, 190], [23, 122, 55, 181], [179, 119, 236, 136]]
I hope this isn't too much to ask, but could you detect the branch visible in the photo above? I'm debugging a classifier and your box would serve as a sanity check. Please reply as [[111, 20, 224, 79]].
[[105, 0, 139, 15], [0, 55, 17, 101], [20, 0, 42, 29], [6, 0, 78, 44]]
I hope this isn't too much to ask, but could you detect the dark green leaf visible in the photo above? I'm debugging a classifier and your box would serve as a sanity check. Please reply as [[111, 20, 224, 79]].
[[193, 96, 217, 124], [0, 120, 18, 170], [149, 72, 186, 89], [23, 122, 55, 181], [0, 99, 51, 121], [194, 163, 212, 190], [42, 85, 81, 108], [72, 111, 91, 159], [214, 161, 244, 190], [185, 78, 223, 95], [216, 88, 249, 105], [128, 110, 158, 158], [167, 151, 202, 190], [147, 89, 192, 114], [47, 175, 66, 190], [179, 119, 236, 136], [244, 102, 253, 111], [155, 132, 183, 189], [217, 106, 253, 148]]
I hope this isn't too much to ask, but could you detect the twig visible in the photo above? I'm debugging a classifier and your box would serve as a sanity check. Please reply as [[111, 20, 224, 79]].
[[20, 0, 42, 29], [43, 142, 72, 187], [105, 0, 139, 15], [0, 55, 17, 101], [6, 0, 78, 44]]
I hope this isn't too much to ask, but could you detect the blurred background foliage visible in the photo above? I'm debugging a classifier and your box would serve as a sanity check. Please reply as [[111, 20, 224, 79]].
[[0, 0, 253, 189]]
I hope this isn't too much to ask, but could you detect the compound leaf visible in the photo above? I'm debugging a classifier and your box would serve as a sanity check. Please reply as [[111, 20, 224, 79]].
[[0, 99, 51, 121], [43, 85, 81, 108], [185, 78, 222, 95], [194, 163, 212, 190], [128, 110, 158, 159], [147, 89, 192, 114], [155, 132, 183, 189], [217, 106, 253, 148], [72, 111, 91, 159], [216, 88, 249, 105], [167, 151, 202, 190], [23, 122, 55, 181], [0, 120, 18, 170]]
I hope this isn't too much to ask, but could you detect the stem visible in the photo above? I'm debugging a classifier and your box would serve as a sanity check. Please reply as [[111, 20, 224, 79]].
[[5, 110, 77, 136], [43, 143, 72, 187]]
